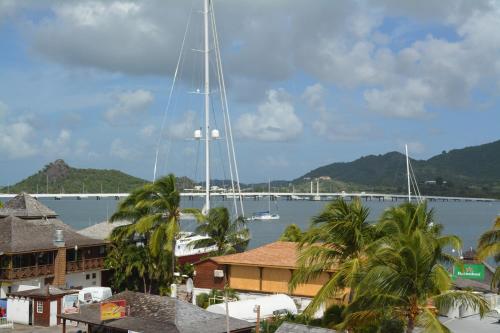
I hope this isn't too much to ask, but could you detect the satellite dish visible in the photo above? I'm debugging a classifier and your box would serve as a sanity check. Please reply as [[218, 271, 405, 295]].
[[186, 278, 193, 294]]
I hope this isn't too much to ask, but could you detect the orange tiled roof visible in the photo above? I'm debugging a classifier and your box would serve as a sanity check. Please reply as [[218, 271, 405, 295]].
[[210, 241, 337, 271]]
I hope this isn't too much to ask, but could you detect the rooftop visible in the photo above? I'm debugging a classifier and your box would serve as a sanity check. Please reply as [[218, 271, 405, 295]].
[[8, 285, 78, 298], [59, 291, 254, 333], [0, 215, 105, 253], [208, 241, 336, 271], [275, 322, 338, 333], [78, 220, 130, 240], [0, 192, 57, 218]]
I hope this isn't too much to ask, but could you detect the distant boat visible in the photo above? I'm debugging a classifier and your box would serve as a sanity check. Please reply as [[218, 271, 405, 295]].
[[250, 180, 280, 221]]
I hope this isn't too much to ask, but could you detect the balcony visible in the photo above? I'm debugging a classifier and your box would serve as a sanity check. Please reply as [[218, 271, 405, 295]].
[[0, 265, 54, 281], [66, 257, 105, 273]]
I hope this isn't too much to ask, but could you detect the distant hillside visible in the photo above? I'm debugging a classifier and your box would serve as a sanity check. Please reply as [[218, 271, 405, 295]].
[[297, 140, 500, 198], [1, 160, 195, 194]]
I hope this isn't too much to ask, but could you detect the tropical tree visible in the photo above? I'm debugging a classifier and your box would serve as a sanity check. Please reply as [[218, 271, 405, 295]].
[[279, 224, 304, 242], [192, 206, 249, 256], [290, 198, 374, 314], [477, 216, 500, 290], [341, 203, 489, 333], [109, 174, 199, 287]]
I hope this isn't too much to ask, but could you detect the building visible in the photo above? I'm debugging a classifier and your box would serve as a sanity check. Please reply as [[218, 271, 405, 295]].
[[193, 241, 348, 313], [0, 193, 108, 299], [58, 290, 255, 333], [275, 322, 338, 333], [7, 285, 77, 326]]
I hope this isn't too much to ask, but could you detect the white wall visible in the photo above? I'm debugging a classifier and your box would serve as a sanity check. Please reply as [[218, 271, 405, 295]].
[[7, 297, 30, 325], [66, 270, 101, 289], [49, 300, 57, 326]]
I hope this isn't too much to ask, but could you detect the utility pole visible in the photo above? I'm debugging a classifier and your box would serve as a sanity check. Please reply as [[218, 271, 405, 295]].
[[253, 304, 261, 333]]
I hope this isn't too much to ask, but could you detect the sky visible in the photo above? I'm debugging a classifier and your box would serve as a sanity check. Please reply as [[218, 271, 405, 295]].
[[1, 0, 500, 185]]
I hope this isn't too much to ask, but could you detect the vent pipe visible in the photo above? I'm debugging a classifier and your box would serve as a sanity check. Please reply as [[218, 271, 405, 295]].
[[53, 229, 65, 247]]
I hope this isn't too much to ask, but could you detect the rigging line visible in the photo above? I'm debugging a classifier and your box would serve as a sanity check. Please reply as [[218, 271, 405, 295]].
[[210, 91, 229, 190], [211, 1, 244, 217], [409, 161, 423, 203], [210, 4, 238, 216], [153, 1, 194, 182]]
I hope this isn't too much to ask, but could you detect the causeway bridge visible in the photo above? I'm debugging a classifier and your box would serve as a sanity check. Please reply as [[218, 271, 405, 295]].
[[0, 192, 496, 203]]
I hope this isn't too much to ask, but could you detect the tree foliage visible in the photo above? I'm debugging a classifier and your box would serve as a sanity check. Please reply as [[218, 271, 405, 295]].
[[291, 199, 490, 333], [477, 216, 500, 290], [192, 207, 249, 256]]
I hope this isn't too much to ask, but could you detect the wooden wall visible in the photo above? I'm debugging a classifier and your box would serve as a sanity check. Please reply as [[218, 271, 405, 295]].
[[293, 272, 331, 297], [194, 260, 225, 289], [261, 268, 291, 293], [228, 265, 260, 291]]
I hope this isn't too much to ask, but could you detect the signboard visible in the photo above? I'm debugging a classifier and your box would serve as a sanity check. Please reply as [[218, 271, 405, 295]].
[[100, 300, 127, 321], [453, 264, 485, 281]]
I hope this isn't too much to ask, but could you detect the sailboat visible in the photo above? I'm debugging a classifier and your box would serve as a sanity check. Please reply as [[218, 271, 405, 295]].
[[153, 0, 246, 262], [249, 180, 280, 221]]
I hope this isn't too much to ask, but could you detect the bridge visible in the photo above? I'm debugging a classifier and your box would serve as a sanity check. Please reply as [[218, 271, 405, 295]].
[[0, 192, 496, 202]]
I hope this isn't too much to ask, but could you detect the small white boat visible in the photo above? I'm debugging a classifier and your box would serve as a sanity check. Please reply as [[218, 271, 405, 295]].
[[249, 180, 280, 221], [249, 211, 280, 221]]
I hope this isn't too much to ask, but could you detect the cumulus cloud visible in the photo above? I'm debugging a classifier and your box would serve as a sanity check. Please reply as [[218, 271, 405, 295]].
[[302, 83, 376, 141], [110, 138, 135, 159], [236, 89, 302, 141], [0, 121, 36, 158], [42, 129, 72, 155], [105, 89, 153, 125], [166, 111, 198, 140]]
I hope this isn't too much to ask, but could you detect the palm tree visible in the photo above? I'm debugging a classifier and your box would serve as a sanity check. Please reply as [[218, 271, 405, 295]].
[[192, 207, 249, 256], [110, 174, 199, 282], [289, 198, 374, 314], [279, 224, 304, 242], [477, 216, 500, 290], [342, 202, 489, 333]]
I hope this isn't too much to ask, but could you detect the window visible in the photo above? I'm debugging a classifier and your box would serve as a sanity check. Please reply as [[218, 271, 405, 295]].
[[37, 301, 43, 313], [86, 274, 90, 280], [92, 273, 96, 279]]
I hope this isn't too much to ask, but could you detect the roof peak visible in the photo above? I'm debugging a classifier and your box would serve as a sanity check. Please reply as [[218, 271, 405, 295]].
[[0, 192, 57, 218]]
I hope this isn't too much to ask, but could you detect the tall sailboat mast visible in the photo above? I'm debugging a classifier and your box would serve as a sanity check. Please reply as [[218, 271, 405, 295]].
[[203, 0, 211, 212], [405, 144, 411, 202]]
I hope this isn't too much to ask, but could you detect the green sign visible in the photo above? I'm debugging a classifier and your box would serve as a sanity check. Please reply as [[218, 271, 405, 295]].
[[453, 264, 485, 281]]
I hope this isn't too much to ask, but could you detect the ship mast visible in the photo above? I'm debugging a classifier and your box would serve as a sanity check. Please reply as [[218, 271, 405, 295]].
[[203, 0, 210, 213], [405, 144, 411, 202]]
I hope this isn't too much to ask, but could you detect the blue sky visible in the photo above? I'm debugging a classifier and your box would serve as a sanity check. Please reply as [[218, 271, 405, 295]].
[[0, 0, 499, 185]]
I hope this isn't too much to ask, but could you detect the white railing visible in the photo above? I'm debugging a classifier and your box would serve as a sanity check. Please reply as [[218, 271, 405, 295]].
[[0, 317, 14, 329]]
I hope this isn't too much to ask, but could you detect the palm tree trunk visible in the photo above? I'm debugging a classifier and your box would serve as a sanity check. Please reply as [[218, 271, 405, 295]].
[[143, 277, 147, 294], [406, 318, 414, 333]]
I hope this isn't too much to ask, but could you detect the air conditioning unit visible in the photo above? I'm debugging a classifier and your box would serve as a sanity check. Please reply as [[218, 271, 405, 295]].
[[214, 270, 224, 278]]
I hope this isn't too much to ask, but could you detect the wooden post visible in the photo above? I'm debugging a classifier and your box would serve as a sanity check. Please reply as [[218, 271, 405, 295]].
[[62, 318, 66, 333], [254, 305, 260, 333]]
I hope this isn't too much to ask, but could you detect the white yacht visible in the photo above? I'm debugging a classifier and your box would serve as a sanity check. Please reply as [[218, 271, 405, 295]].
[[250, 180, 280, 221], [175, 232, 218, 265]]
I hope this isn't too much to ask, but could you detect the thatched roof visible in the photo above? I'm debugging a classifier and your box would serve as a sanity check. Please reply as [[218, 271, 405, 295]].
[[0, 192, 57, 218], [59, 291, 254, 333], [78, 220, 131, 240], [0, 215, 106, 254]]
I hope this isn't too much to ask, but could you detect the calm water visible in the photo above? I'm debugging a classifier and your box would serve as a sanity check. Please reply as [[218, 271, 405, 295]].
[[6, 197, 498, 251]]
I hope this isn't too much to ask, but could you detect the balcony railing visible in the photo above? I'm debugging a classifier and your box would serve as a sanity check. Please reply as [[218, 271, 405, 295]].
[[0, 265, 54, 281], [66, 257, 105, 273]]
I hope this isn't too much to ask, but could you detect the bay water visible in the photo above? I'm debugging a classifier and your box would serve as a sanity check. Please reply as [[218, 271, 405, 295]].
[[24, 197, 500, 251]]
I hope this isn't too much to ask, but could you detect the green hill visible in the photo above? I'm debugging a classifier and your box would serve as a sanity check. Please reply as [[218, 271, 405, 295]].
[[296, 140, 500, 198], [1, 159, 195, 194]]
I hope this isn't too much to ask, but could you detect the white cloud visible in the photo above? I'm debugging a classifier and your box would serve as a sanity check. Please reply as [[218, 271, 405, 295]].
[[302, 83, 376, 141], [105, 89, 154, 125], [236, 89, 303, 141], [166, 111, 198, 140], [0, 121, 36, 158], [110, 138, 135, 159], [140, 124, 156, 138], [42, 129, 72, 155]]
